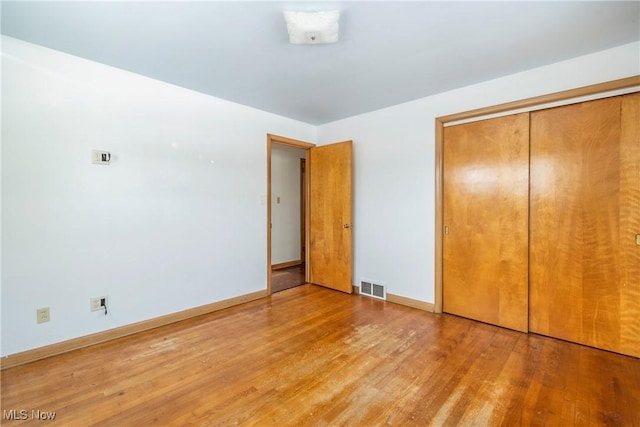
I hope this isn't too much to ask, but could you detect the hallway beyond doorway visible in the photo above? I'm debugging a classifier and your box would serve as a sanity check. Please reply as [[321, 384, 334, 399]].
[[272, 263, 305, 293]]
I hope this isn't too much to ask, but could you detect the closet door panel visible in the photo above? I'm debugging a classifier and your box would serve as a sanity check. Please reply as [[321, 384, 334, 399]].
[[443, 113, 529, 332], [530, 95, 639, 357], [619, 92, 640, 357]]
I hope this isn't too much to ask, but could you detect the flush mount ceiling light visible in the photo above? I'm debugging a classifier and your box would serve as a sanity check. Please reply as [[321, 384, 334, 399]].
[[284, 10, 340, 45]]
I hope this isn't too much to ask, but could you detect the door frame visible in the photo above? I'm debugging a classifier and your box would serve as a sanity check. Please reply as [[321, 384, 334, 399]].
[[434, 75, 640, 313], [267, 134, 315, 295], [300, 158, 307, 262]]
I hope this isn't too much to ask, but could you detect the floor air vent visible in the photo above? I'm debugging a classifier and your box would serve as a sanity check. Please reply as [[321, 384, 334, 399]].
[[360, 280, 386, 300]]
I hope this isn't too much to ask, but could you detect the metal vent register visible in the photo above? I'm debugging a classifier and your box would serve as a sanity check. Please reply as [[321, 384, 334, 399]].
[[359, 280, 386, 300]]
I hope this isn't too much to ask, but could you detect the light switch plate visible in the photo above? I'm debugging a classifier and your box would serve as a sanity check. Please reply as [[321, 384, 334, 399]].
[[92, 150, 111, 165]]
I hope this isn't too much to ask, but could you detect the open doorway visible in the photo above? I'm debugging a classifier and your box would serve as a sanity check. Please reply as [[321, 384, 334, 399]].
[[269, 142, 308, 293], [267, 133, 353, 295]]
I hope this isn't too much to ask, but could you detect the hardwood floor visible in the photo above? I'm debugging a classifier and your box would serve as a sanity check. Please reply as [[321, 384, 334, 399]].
[[2, 285, 639, 426], [271, 263, 305, 293]]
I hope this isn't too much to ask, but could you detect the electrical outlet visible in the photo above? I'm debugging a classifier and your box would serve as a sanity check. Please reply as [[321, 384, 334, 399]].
[[37, 307, 50, 324], [91, 296, 108, 312]]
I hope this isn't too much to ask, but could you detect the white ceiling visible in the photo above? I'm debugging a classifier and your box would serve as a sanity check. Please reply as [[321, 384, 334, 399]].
[[2, 1, 639, 125]]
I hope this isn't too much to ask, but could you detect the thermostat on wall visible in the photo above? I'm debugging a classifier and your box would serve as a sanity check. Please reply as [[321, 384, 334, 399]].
[[92, 150, 111, 165]]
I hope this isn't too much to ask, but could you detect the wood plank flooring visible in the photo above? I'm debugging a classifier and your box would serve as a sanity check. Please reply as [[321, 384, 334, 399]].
[[2, 285, 639, 426], [271, 263, 305, 293]]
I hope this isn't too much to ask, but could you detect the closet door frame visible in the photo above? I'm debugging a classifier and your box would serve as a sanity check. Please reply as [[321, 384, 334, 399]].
[[434, 75, 640, 314]]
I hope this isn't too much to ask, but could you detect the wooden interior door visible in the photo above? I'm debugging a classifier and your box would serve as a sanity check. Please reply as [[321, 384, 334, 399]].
[[530, 94, 640, 357], [309, 141, 353, 293], [443, 113, 529, 332]]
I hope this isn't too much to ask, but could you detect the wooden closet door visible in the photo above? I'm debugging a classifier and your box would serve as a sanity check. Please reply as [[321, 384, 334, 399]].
[[443, 113, 529, 332], [530, 94, 640, 357]]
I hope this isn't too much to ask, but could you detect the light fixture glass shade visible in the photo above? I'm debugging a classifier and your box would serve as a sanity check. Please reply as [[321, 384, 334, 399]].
[[284, 10, 340, 45]]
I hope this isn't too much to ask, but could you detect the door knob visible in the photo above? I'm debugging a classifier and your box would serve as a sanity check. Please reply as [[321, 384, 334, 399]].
[[343, 224, 352, 229]]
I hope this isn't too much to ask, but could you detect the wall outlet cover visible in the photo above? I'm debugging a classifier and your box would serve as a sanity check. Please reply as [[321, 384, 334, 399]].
[[37, 307, 50, 323], [91, 296, 108, 311]]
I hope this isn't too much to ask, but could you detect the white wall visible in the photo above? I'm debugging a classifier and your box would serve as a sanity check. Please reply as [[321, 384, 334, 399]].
[[271, 145, 306, 265], [0, 36, 315, 356], [317, 42, 640, 304]]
